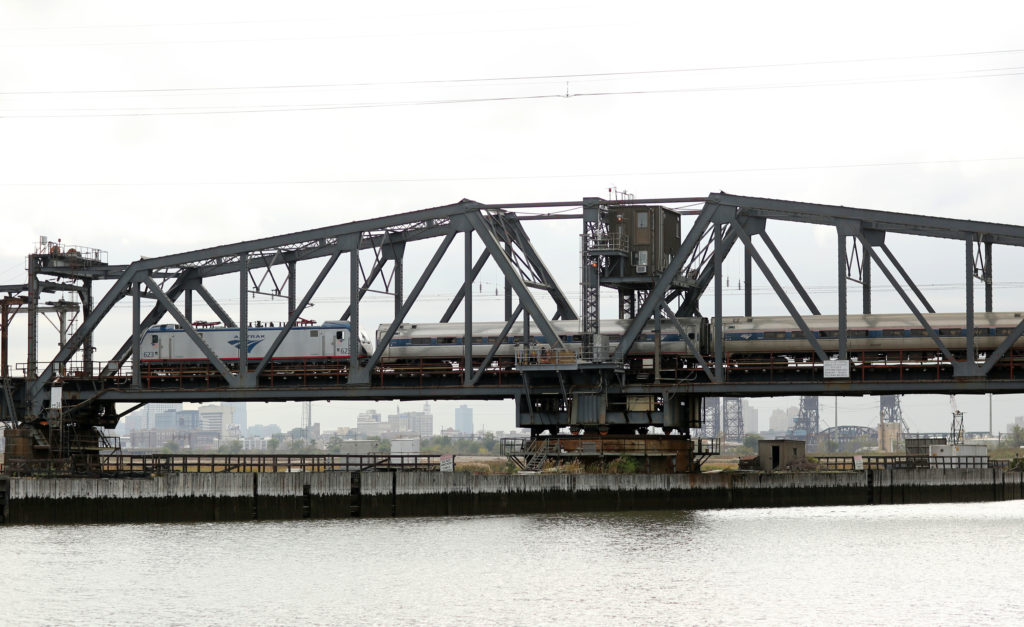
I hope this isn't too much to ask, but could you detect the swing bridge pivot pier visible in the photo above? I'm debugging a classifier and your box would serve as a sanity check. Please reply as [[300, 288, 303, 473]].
[[4, 192, 1024, 474]]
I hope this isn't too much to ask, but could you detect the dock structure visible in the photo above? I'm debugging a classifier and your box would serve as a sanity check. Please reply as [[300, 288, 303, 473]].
[[4, 192, 1024, 473]]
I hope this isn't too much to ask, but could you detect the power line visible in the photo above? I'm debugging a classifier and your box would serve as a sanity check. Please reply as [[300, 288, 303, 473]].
[[3, 48, 1023, 96], [2, 156, 1022, 187], [4, 65, 1022, 119]]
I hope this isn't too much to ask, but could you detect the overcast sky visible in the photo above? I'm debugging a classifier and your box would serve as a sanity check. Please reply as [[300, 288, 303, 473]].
[[2, 1, 1024, 434]]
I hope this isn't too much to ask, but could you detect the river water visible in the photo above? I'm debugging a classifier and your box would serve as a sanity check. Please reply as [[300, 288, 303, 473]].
[[2, 501, 1022, 626]]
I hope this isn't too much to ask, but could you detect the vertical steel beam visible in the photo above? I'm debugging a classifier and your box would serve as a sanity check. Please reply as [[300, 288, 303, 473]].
[[394, 253, 404, 319], [966, 237, 975, 364], [838, 230, 847, 360], [504, 240, 513, 322], [349, 248, 360, 379], [743, 246, 752, 317], [464, 229, 473, 384], [862, 249, 872, 314], [238, 253, 248, 381], [184, 289, 193, 323], [714, 223, 724, 380], [287, 260, 297, 316], [440, 249, 490, 323], [984, 241, 993, 313], [26, 255, 39, 384], [581, 198, 602, 354], [131, 280, 141, 387], [82, 278, 94, 376]]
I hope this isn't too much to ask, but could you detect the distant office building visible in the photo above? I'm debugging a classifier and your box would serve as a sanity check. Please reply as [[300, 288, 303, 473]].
[[225, 402, 248, 435], [357, 409, 388, 438], [199, 404, 234, 437], [768, 408, 792, 433], [454, 405, 474, 435], [742, 400, 759, 435], [386, 403, 433, 438]]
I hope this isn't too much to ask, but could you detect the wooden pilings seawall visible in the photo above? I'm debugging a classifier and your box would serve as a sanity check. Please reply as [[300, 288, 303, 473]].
[[1, 469, 1021, 525]]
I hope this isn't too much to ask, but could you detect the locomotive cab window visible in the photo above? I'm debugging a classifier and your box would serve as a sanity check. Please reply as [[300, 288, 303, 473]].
[[335, 331, 345, 340], [150, 334, 158, 343]]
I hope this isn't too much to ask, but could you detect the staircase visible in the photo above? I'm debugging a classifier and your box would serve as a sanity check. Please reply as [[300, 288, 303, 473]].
[[521, 439, 551, 472]]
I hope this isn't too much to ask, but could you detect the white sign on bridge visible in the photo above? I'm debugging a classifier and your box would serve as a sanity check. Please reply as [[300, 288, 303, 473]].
[[824, 359, 850, 379]]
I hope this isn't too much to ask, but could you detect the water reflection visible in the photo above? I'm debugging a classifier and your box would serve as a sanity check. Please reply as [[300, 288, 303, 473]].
[[1, 502, 1022, 626]]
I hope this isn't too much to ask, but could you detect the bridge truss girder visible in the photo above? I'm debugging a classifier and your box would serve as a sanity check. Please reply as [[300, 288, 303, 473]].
[[17, 200, 582, 424], [6, 191, 1024, 439]]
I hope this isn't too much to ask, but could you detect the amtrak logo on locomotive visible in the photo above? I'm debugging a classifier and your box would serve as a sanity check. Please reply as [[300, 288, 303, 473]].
[[228, 336, 265, 353]]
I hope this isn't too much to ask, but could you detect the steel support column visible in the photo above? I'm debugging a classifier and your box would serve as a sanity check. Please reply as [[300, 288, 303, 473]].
[[238, 253, 248, 382], [744, 245, 752, 317], [984, 241, 993, 313], [287, 260, 297, 316], [349, 248, 360, 381], [862, 249, 872, 314], [838, 230, 847, 360], [464, 229, 473, 385], [714, 222, 724, 379], [966, 237, 975, 364], [131, 280, 141, 388]]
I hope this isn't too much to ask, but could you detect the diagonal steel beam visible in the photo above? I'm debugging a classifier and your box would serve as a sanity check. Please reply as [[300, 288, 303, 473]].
[[142, 275, 238, 386], [760, 229, 821, 316], [364, 231, 458, 373], [341, 255, 386, 321], [659, 302, 717, 382], [860, 236, 954, 362], [470, 304, 525, 386], [731, 218, 829, 362], [464, 212, 568, 352], [194, 283, 237, 327], [253, 244, 346, 378], [506, 218, 577, 320], [879, 243, 935, 314], [979, 317, 1024, 374], [676, 221, 742, 317], [101, 273, 192, 377], [441, 248, 491, 323], [613, 206, 717, 362]]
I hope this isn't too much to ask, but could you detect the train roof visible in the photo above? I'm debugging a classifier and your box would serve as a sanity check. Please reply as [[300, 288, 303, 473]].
[[146, 320, 351, 332]]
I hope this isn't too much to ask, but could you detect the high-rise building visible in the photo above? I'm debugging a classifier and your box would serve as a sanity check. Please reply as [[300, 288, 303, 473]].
[[198, 404, 234, 437], [741, 400, 759, 435], [225, 402, 248, 435], [454, 405, 474, 435]]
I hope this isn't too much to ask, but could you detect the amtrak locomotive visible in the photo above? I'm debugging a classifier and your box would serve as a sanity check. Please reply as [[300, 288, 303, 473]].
[[141, 320, 372, 364]]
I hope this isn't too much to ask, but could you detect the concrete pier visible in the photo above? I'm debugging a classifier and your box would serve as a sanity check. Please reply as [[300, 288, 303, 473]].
[[2, 469, 1021, 525]]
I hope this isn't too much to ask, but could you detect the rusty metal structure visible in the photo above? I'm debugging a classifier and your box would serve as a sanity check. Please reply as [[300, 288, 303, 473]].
[[4, 192, 1024, 474]]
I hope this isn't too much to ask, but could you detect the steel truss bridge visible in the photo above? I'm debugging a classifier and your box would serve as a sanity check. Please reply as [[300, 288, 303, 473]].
[[4, 192, 1024, 452]]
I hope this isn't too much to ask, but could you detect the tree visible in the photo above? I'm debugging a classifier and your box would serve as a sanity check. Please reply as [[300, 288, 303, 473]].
[[267, 437, 281, 452], [742, 433, 761, 450]]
